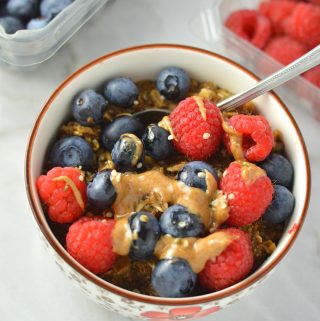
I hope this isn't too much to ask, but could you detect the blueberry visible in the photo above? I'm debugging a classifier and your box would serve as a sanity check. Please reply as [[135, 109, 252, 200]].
[[104, 77, 138, 108], [128, 211, 161, 261], [50, 136, 94, 170], [156, 66, 191, 101], [258, 153, 293, 188], [262, 185, 295, 224], [6, 0, 39, 20], [71, 89, 107, 126], [87, 170, 116, 210], [111, 134, 144, 172], [0, 16, 24, 34], [27, 16, 48, 29], [40, 0, 72, 19], [101, 115, 143, 151], [142, 124, 173, 161], [159, 204, 204, 238], [177, 161, 218, 192], [152, 258, 196, 298]]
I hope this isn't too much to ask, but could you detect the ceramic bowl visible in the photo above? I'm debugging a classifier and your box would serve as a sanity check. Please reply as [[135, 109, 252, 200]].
[[25, 44, 310, 319]]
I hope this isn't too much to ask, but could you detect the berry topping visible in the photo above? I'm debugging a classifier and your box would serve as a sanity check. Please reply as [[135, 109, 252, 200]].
[[283, 2, 320, 48], [101, 115, 144, 151], [71, 89, 107, 126], [177, 161, 218, 192], [199, 228, 253, 291], [36, 167, 86, 224], [220, 161, 274, 227], [225, 9, 271, 48], [40, 0, 72, 19], [169, 96, 223, 160], [50, 136, 94, 170], [263, 185, 295, 224], [259, 0, 296, 35], [87, 170, 116, 210], [156, 67, 191, 101], [224, 114, 273, 162], [159, 204, 204, 238], [264, 36, 308, 65], [258, 153, 293, 187], [111, 133, 145, 172], [152, 258, 197, 298], [128, 211, 161, 261], [104, 77, 138, 108], [66, 217, 117, 274], [27, 17, 49, 29], [6, 0, 38, 20], [142, 124, 173, 161], [0, 16, 23, 34]]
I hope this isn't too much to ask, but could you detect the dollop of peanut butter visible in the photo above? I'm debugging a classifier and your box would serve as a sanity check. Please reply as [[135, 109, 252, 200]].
[[239, 161, 266, 185], [158, 116, 176, 140], [210, 190, 229, 230], [110, 170, 217, 228], [110, 169, 235, 271], [222, 118, 245, 161], [154, 231, 236, 273], [112, 218, 132, 255]]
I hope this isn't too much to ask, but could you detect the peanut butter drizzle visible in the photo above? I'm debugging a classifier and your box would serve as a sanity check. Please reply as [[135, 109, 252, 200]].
[[210, 190, 229, 230], [238, 161, 266, 185], [52, 176, 84, 209], [154, 232, 236, 273], [158, 116, 176, 140], [120, 133, 143, 167], [110, 170, 217, 228], [222, 118, 245, 161], [193, 96, 206, 121], [112, 218, 133, 255]]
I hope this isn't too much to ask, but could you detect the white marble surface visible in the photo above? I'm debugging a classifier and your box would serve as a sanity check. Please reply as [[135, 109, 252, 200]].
[[0, 0, 319, 320]]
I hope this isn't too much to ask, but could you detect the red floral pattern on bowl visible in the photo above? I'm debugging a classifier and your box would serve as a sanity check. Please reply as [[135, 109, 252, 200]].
[[141, 306, 220, 320]]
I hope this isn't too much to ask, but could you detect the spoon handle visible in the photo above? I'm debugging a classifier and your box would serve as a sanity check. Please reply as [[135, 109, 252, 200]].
[[217, 44, 320, 111]]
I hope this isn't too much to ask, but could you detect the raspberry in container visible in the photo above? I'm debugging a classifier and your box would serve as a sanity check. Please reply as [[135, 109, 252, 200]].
[[0, 0, 111, 67], [190, 0, 320, 120]]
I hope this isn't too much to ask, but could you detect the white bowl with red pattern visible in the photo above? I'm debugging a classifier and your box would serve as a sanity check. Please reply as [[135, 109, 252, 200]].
[[25, 44, 310, 319]]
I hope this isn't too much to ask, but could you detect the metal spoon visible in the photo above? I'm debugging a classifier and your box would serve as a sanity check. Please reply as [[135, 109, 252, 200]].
[[134, 44, 320, 122]]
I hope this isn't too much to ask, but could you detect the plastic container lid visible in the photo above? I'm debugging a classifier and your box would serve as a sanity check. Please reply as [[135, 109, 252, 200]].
[[0, 0, 110, 66]]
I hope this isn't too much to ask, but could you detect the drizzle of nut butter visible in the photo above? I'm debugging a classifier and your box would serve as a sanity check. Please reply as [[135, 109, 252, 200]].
[[222, 118, 245, 161], [158, 116, 176, 140], [111, 170, 233, 270], [154, 232, 236, 273]]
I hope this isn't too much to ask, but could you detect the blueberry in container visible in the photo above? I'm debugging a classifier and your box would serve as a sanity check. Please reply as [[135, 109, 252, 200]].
[[0, 0, 111, 66]]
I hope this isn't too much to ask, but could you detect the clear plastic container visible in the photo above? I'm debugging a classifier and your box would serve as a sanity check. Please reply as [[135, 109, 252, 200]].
[[190, 0, 320, 120], [0, 0, 110, 66]]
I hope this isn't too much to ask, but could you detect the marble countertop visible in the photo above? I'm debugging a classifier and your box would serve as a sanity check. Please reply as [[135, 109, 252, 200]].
[[0, 0, 319, 320]]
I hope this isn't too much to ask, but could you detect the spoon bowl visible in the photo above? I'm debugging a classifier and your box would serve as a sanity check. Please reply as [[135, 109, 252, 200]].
[[134, 108, 169, 126]]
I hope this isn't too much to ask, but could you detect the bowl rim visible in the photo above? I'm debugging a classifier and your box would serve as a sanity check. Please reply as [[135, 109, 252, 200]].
[[25, 43, 311, 306]]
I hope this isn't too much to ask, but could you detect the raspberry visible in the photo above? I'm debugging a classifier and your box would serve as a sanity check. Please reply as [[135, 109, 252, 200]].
[[169, 96, 223, 160], [264, 36, 308, 65], [199, 228, 253, 291], [303, 66, 320, 88], [225, 9, 271, 49], [283, 3, 320, 48], [36, 167, 86, 224], [259, 1, 296, 34], [224, 114, 273, 162], [308, 0, 320, 5], [66, 217, 117, 274], [220, 161, 274, 227]]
